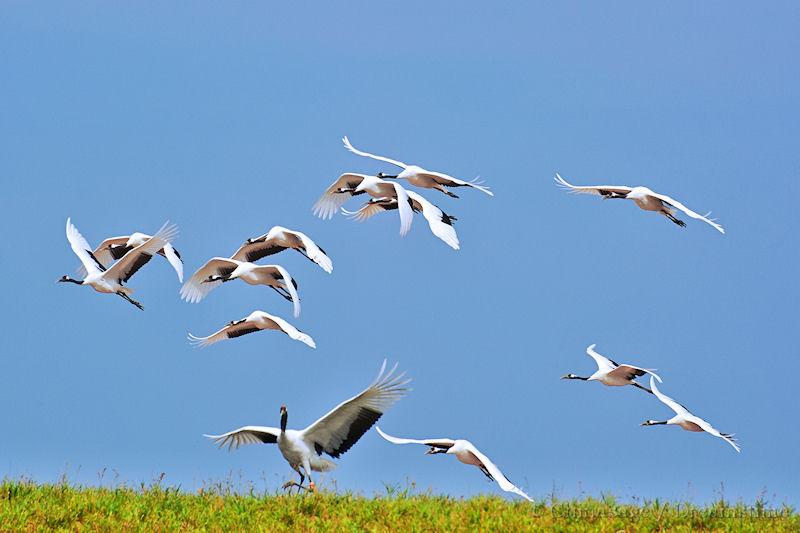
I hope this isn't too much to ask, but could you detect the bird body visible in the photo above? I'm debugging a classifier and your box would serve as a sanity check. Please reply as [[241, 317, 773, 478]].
[[232, 226, 332, 274], [188, 310, 315, 348], [555, 174, 724, 233], [375, 427, 531, 501], [80, 232, 184, 282], [562, 344, 660, 393], [314, 173, 413, 236], [642, 376, 740, 452], [342, 189, 460, 250], [205, 361, 410, 491], [181, 258, 300, 317], [60, 218, 178, 310], [343, 136, 492, 197]]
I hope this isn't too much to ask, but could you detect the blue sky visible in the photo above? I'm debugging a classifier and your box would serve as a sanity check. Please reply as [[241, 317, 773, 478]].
[[1, 2, 798, 505]]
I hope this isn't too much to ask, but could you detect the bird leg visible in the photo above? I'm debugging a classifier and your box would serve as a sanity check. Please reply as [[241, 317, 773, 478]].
[[479, 465, 495, 481], [296, 249, 317, 265], [117, 292, 143, 311], [282, 470, 315, 494], [664, 211, 687, 227], [631, 381, 653, 394], [270, 286, 294, 301]]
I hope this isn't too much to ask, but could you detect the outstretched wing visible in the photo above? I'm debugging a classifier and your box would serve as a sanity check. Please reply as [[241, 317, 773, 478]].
[[65, 218, 104, 276], [342, 136, 407, 169], [313, 173, 368, 220], [254, 311, 316, 348], [463, 441, 533, 502], [690, 415, 741, 453], [407, 190, 460, 250], [180, 257, 239, 303], [104, 222, 179, 283], [302, 360, 410, 458], [393, 182, 413, 237], [342, 198, 398, 222], [291, 230, 333, 274], [258, 265, 300, 318], [204, 426, 280, 451], [375, 427, 455, 450], [187, 319, 263, 348], [230, 237, 287, 263], [585, 344, 617, 374], [554, 174, 632, 197], [650, 376, 691, 417], [647, 191, 725, 234], [419, 170, 493, 197], [76, 236, 129, 276], [161, 243, 184, 283]]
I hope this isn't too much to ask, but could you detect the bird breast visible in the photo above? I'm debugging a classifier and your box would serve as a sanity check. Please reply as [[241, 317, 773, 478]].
[[675, 419, 704, 432], [278, 431, 311, 466]]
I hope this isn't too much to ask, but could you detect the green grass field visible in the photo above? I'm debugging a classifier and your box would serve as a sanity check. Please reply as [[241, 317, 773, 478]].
[[0, 480, 795, 531]]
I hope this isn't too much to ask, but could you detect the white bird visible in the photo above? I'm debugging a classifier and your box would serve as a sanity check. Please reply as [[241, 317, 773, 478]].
[[59, 218, 179, 310], [642, 376, 740, 452], [342, 190, 460, 250], [180, 258, 300, 317], [375, 427, 532, 502], [562, 344, 661, 393], [555, 174, 724, 233], [78, 232, 184, 282], [343, 136, 492, 198], [230, 226, 333, 274], [205, 360, 410, 492], [313, 173, 413, 236], [188, 310, 315, 349]]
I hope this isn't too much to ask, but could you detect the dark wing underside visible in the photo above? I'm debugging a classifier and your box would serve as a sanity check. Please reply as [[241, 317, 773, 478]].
[[226, 326, 261, 339], [315, 406, 382, 459], [109, 244, 133, 261], [118, 253, 154, 283]]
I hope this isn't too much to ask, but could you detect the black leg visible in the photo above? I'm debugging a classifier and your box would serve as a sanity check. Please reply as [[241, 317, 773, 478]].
[[665, 212, 686, 227], [631, 382, 653, 394], [118, 292, 143, 310]]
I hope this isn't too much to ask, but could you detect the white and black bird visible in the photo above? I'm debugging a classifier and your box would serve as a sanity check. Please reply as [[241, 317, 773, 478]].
[[205, 360, 410, 492], [642, 376, 740, 452], [188, 310, 315, 349], [342, 190, 460, 250], [375, 427, 532, 502], [180, 259, 300, 317], [78, 232, 184, 282], [59, 218, 179, 310], [343, 136, 492, 198], [313, 173, 413, 236], [231, 226, 333, 274], [555, 174, 724, 233], [562, 344, 661, 393]]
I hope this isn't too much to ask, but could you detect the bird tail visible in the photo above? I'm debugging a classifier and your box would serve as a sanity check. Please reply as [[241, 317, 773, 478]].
[[310, 456, 337, 472]]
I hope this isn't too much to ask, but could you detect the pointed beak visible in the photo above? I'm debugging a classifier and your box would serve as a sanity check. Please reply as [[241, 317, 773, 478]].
[[560, 374, 570, 380]]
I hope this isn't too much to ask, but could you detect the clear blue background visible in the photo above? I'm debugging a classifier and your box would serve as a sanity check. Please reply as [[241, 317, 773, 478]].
[[1, 2, 798, 505]]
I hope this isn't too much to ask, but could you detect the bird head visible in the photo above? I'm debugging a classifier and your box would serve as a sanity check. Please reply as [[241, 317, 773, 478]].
[[561, 373, 578, 380], [641, 420, 662, 426], [425, 447, 446, 455], [57, 275, 81, 285], [279, 405, 288, 431]]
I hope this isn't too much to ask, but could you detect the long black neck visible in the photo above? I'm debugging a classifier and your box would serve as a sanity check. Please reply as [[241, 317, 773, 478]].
[[567, 375, 589, 381], [61, 276, 83, 285], [280, 411, 287, 432]]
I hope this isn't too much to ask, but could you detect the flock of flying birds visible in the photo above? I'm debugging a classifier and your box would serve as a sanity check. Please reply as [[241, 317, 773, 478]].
[[58, 137, 733, 500]]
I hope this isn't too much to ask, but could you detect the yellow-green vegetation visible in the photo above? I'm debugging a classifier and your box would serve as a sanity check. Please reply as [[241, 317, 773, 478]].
[[0, 480, 796, 532]]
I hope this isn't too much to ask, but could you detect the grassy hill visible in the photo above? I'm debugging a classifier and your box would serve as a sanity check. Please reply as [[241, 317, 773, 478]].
[[1, 480, 796, 531]]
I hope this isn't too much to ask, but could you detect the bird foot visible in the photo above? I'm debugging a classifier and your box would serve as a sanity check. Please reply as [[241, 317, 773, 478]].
[[282, 481, 313, 493]]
